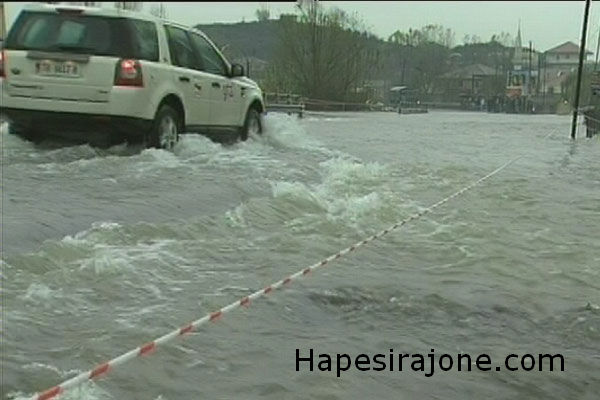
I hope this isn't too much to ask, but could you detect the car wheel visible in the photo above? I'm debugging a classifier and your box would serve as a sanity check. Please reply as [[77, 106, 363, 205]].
[[8, 123, 39, 142], [240, 108, 262, 141], [148, 105, 180, 150]]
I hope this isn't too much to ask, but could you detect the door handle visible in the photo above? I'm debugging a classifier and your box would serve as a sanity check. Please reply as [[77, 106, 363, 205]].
[[179, 76, 190, 82], [194, 83, 202, 91], [212, 82, 221, 88]]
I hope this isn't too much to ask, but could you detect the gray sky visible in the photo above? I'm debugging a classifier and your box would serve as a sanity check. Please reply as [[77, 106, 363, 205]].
[[4, 2, 599, 53]]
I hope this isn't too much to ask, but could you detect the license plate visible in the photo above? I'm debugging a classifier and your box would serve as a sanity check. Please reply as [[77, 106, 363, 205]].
[[36, 60, 80, 77]]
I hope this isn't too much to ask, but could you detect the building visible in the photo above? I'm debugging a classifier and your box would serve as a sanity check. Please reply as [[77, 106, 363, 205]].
[[540, 41, 592, 95], [439, 63, 499, 108], [506, 24, 539, 98]]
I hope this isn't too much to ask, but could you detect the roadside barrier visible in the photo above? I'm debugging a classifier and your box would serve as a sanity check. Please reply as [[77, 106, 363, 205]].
[[27, 133, 556, 400]]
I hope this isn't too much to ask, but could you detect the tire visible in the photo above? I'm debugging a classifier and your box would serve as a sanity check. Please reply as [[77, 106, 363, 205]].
[[147, 105, 181, 150], [240, 108, 262, 141], [8, 123, 39, 142]]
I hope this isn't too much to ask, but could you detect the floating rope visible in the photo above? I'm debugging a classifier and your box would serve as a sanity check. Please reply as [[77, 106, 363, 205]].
[[27, 143, 545, 400]]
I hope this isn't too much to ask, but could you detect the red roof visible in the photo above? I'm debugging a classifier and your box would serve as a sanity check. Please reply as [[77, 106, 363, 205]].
[[546, 41, 592, 55]]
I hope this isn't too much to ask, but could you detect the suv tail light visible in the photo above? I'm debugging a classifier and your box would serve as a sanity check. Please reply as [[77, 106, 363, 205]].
[[114, 59, 143, 87], [0, 50, 5, 78]]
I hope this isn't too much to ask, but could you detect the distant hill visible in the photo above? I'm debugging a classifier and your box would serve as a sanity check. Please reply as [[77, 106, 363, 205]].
[[195, 19, 282, 62], [195, 18, 515, 101]]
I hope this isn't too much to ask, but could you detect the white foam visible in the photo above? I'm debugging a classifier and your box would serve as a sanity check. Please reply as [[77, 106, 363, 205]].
[[10, 370, 111, 400], [79, 252, 136, 275], [224, 203, 248, 228], [1, 121, 9, 135], [257, 113, 324, 151], [268, 154, 398, 232], [22, 283, 62, 302], [173, 133, 223, 160]]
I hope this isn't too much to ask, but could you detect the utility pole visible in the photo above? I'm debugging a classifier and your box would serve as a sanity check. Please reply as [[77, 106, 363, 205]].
[[543, 52, 547, 109], [0, 2, 5, 40], [528, 41, 532, 95], [528, 40, 532, 112], [536, 46, 540, 96], [572, 0, 591, 139], [595, 26, 600, 70]]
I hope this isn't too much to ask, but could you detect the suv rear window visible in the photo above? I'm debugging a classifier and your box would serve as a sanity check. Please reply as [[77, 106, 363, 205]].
[[5, 11, 159, 61]]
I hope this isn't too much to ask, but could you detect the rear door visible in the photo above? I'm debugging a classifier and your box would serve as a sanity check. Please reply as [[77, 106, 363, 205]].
[[164, 25, 210, 127], [188, 32, 243, 127], [3, 9, 134, 103]]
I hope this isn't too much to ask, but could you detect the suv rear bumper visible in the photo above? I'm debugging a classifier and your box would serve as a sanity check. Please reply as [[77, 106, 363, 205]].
[[2, 107, 153, 141]]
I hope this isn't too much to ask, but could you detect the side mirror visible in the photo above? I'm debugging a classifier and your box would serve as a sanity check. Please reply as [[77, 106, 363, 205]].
[[230, 63, 245, 77]]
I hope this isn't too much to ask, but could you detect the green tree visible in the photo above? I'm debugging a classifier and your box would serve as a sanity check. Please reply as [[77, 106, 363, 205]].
[[150, 3, 167, 18]]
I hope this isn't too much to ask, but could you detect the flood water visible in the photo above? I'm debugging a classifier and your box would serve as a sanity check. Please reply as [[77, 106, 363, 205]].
[[2, 111, 599, 399]]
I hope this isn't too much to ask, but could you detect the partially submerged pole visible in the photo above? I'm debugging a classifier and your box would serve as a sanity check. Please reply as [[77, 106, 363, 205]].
[[571, 0, 591, 139], [0, 2, 5, 39], [595, 25, 600, 70]]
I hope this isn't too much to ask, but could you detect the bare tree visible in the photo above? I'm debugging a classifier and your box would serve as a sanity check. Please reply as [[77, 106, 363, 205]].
[[44, 1, 100, 5], [149, 2, 167, 18], [270, 0, 381, 101], [389, 25, 455, 48], [490, 32, 513, 47], [255, 4, 270, 22], [387, 25, 455, 93], [114, 2, 142, 12], [463, 34, 482, 45]]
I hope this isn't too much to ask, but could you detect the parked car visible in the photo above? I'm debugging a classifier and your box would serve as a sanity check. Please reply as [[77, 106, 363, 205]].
[[0, 3, 265, 148]]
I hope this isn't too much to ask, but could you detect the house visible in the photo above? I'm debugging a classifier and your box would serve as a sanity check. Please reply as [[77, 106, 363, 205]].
[[438, 63, 500, 105], [545, 41, 591, 66], [540, 41, 593, 95]]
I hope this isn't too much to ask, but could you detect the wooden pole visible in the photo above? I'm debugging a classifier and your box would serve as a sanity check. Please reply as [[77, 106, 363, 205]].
[[595, 26, 600, 70], [0, 2, 5, 40], [528, 41, 532, 94], [572, 0, 591, 139], [543, 53, 547, 109]]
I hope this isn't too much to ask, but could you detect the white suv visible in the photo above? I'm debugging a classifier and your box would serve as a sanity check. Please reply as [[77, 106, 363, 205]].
[[0, 3, 265, 148]]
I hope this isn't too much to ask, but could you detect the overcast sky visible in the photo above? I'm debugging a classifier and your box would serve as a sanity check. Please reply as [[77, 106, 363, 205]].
[[4, 1, 599, 53]]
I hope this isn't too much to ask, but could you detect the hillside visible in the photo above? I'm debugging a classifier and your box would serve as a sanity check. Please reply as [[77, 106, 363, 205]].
[[195, 20, 282, 62]]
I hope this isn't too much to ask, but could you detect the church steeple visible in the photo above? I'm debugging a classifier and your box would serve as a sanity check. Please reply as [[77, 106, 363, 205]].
[[514, 20, 523, 65]]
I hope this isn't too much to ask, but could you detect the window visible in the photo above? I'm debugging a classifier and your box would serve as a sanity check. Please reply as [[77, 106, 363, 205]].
[[165, 26, 198, 70], [128, 20, 158, 62], [6, 11, 128, 56], [189, 32, 228, 76], [55, 19, 86, 46], [15, 14, 55, 48], [5, 11, 157, 60]]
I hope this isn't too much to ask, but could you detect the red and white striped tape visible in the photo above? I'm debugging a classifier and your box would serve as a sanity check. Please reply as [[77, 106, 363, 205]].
[[27, 155, 523, 400]]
